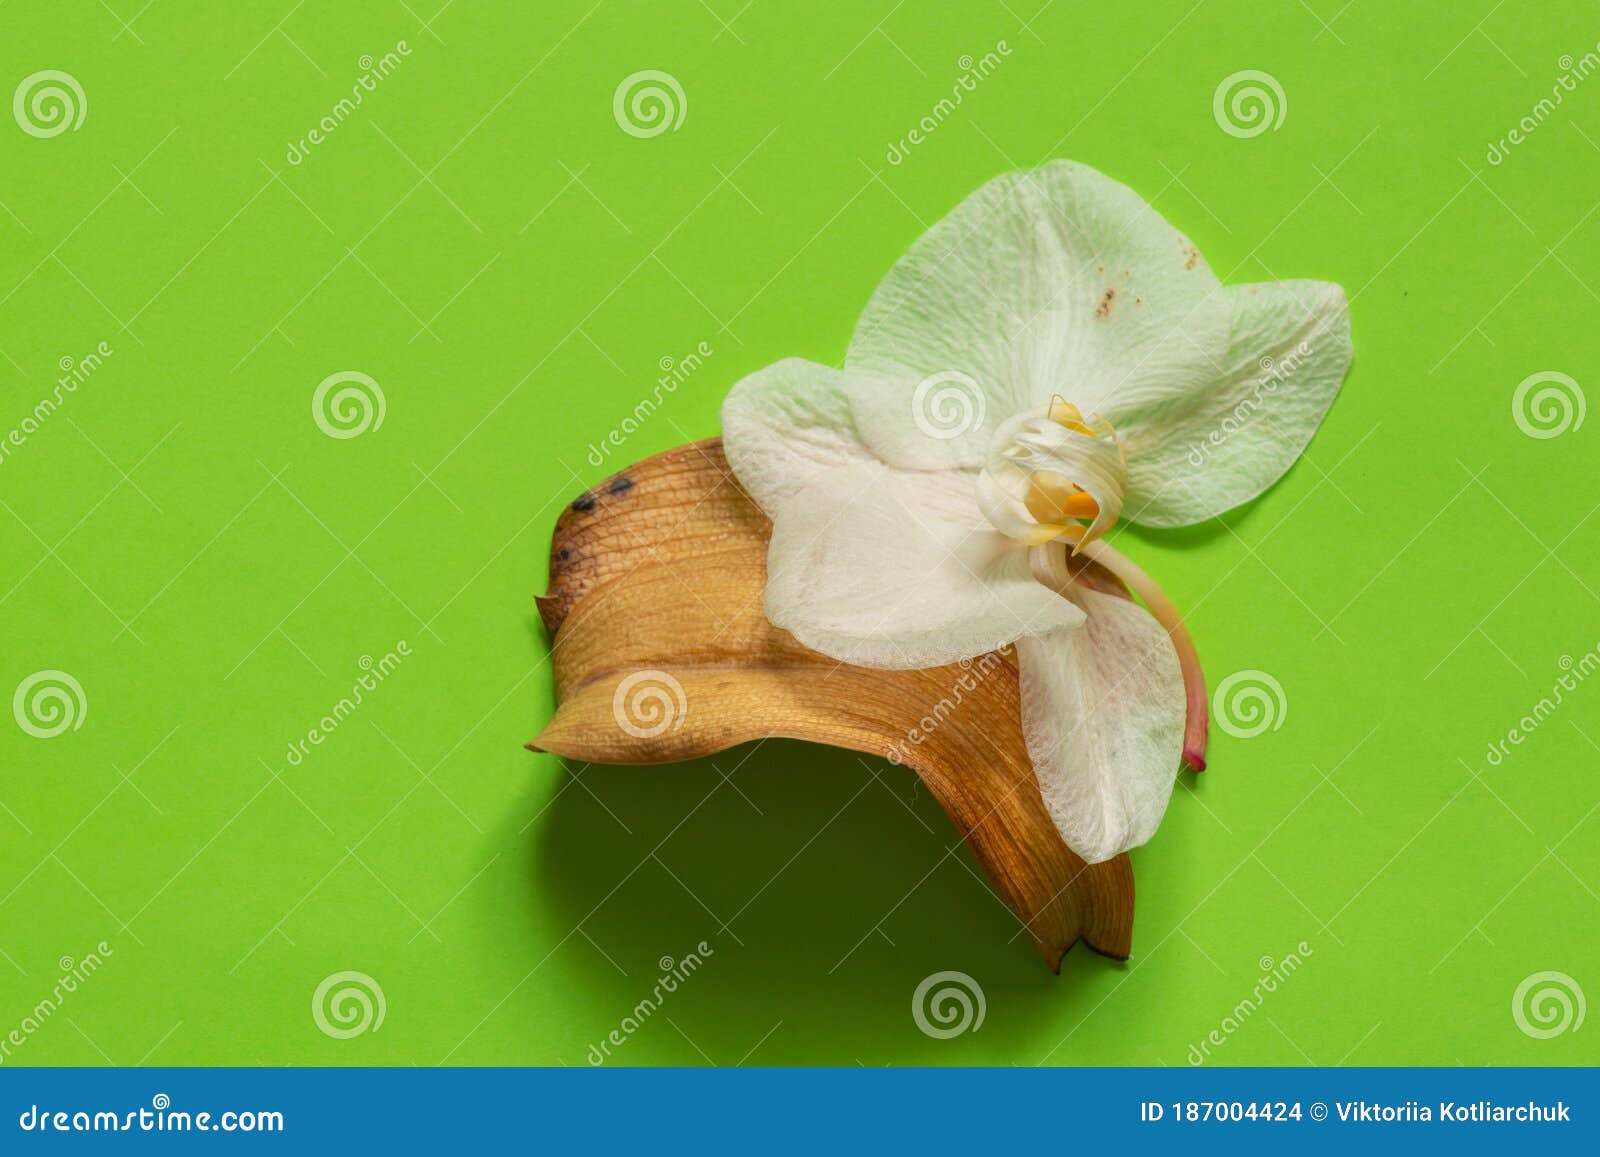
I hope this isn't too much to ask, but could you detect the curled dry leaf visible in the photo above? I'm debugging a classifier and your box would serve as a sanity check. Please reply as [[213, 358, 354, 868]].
[[529, 439, 1134, 970]]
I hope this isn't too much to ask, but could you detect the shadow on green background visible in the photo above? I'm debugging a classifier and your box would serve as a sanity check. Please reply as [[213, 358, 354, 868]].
[[529, 738, 1125, 1065]]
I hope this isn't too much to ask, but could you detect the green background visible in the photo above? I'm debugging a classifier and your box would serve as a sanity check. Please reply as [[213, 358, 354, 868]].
[[3, 0, 1597, 1067]]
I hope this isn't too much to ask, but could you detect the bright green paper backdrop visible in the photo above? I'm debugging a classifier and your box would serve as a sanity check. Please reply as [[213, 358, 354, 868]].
[[2, 1, 1598, 1066]]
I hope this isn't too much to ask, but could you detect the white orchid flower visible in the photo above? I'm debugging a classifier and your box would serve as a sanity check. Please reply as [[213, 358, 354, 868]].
[[720, 160, 1351, 864]]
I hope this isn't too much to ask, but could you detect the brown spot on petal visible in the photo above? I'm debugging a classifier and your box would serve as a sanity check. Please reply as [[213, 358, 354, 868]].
[[1095, 287, 1117, 318], [1183, 246, 1199, 271]]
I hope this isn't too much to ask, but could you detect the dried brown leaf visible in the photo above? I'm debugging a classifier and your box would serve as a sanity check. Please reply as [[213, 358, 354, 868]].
[[530, 439, 1134, 970]]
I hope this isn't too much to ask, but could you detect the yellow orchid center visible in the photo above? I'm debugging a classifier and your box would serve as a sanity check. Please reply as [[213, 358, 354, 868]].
[[1022, 399, 1104, 524], [1045, 396, 1094, 436], [976, 396, 1126, 547]]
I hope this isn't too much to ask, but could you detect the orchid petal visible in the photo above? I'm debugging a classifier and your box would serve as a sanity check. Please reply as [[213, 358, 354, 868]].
[[721, 358, 889, 514], [843, 160, 1231, 471], [1113, 281, 1352, 527], [762, 461, 1084, 669], [1017, 587, 1185, 864]]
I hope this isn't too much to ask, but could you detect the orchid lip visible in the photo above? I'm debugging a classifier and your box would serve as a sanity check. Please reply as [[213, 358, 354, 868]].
[[1029, 528, 1209, 774]]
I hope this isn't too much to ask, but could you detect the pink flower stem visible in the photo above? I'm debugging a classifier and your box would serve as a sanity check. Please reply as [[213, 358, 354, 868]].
[[1041, 530, 1209, 773]]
